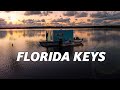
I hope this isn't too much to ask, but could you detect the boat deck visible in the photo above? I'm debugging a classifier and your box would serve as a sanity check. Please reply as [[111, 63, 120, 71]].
[[39, 40, 83, 47]]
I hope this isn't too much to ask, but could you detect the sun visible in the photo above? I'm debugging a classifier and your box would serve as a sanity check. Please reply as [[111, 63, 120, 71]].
[[9, 14, 18, 24]]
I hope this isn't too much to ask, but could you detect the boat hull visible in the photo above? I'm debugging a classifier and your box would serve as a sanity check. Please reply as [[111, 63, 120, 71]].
[[40, 41, 59, 47], [39, 40, 83, 47]]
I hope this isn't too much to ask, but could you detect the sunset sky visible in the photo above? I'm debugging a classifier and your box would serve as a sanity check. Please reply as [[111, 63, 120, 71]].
[[0, 11, 120, 27]]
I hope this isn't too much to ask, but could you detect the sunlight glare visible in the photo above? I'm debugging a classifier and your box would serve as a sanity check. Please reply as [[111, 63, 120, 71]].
[[9, 14, 18, 24]]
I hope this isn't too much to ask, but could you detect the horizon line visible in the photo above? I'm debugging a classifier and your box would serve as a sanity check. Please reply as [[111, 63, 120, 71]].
[[0, 25, 120, 29]]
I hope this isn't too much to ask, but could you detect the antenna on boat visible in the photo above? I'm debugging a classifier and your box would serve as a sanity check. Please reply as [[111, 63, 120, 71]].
[[46, 30, 48, 41]]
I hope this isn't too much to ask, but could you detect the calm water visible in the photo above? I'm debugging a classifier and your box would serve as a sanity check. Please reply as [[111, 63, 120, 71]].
[[0, 28, 120, 79]]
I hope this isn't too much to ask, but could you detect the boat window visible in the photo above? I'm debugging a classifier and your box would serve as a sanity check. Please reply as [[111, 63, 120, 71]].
[[56, 33, 63, 36]]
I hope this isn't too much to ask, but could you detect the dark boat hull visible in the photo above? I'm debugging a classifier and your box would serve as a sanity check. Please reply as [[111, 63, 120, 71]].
[[40, 41, 59, 47], [39, 40, 83, 47]]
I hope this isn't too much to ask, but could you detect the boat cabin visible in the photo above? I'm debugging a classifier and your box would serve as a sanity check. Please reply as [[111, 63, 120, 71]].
[[46, 30, 73, 42]]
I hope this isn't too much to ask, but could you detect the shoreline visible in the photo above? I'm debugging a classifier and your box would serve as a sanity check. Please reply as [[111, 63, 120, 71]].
[[0, 26, 120, 29]]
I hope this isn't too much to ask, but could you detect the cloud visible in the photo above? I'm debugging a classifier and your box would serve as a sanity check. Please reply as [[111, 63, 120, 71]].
[[104, 12, 120, 20], [50, 22, 63, 26], [24, 11, 42, 15], [22, 19, 46, 25], [91, 19, 103, 24], [36, 19, 45, 22], [90, 11, 120, 25], [90, 11, 109, 18], [24, 11, 53, 16], [41, 19, 45, 22], [63, 11, 88, 18], [35, 20, 41, 22], [52, 18, 70, 22], [75, 12, 88, 18], [110, 21, 120, 25], [0, 18, 7, 26], [87, 19, 91, 22], [22, 19, 35, 24], [91, 18, 114, 25], [51, 18, 71, 26], [42, 11, 53, 16], [90, 11, 120, 20], [63, 11, 77, 16], [77, 22, 91, 26], [75, 18, 78, 20], [5, 11, 12, 13]]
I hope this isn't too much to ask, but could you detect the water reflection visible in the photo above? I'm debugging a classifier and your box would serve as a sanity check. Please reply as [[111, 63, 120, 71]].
[[46, 46, 74, 60], [0, 31, 7, 38], [9, 45, 22, 73], [0, 28, 120, 79], [90, 31, 120, 43]]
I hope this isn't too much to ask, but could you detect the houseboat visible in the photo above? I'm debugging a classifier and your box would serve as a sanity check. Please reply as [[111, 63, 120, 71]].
[[39, 30, 83, 47]]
